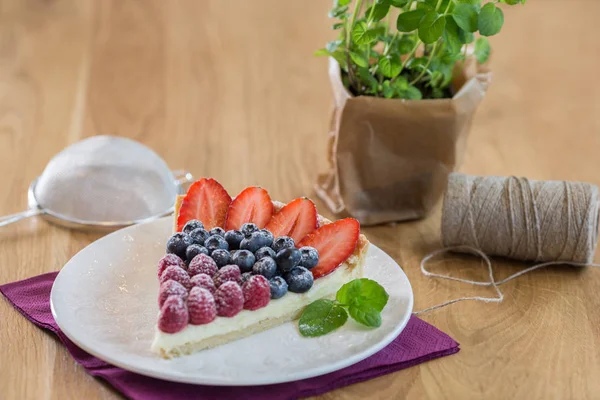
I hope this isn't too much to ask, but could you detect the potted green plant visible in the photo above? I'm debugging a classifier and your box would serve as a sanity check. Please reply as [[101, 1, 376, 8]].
[[315, 0, 525, 225]]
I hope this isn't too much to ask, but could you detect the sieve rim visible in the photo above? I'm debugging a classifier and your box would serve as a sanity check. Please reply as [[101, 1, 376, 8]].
[[27, 176, 187, 231]]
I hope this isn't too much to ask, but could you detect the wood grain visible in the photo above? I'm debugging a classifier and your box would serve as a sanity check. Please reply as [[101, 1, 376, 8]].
[[1, 0, 599, 399]]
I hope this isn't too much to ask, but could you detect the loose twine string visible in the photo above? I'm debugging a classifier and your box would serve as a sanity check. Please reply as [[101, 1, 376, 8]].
[[414, 174, 600, 315]]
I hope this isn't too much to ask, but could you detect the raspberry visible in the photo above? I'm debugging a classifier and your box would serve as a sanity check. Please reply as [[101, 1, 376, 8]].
[[213, 264, 241, 287], [242, 275, 270, 311], [187, 287, 217, 325], [188, 253, 218, 278], [158, 295, 189, 333], [214, 281, 244, 317], [159, 265, 191, 289], [189, 273, 216, 294], [158, 254, 185, 278], [158, 279, 188, 307]]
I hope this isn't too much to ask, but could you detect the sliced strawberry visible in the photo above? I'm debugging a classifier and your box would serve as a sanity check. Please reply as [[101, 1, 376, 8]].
[[297, 218, 360, 279], [264, 198, 318, 243], [225, 187, 274, 230], [177, 178, 232, 231]]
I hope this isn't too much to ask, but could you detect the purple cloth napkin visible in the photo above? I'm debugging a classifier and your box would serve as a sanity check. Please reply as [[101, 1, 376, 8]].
[[1, 272, 459, 400]]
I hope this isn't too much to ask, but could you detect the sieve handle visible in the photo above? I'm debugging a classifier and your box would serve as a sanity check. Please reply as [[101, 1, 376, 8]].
[[172, 170, 194, 191], [0, 209, 42, 227]]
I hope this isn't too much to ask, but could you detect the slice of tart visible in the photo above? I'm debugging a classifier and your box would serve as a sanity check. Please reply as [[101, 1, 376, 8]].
[[151, 178, 369, 358]]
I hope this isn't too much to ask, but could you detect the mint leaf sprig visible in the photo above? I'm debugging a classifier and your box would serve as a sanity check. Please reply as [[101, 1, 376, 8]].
[[299, 278, 389, 337]]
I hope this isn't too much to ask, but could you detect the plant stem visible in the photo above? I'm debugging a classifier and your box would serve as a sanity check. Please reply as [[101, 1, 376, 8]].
[[397, 38, 421, 76], [410, 40, 439, 85], [345, 0, 365, 94]]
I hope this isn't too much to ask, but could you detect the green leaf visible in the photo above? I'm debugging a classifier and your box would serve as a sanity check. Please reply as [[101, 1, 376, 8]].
[[379, 0, 408, 6], [336, 278, 389, 312], [349, 304, 382, 327], [382, 80, 395, 98], [378, 56, 401, 78], [352, 21, 378, 45], [399, 85, 423, 100], [458, 29, 475, 44], [474, 36, 491, 63], [392, 76, 409, 91], [326, 40, 342, 53], [443, 17, 463, 54], [336, 0, 351, 5], [396, 9, 426, 32], [299, 299, 348, 337], [366, 3, 390, 22], [332, 22, 345, 30], [452, 3, 479, 32], [457, 0, 481, 4], [314, 48, 331, 57], [329, 5, 349, 18], [349, 51, 370, 68], [418, 12, 446, 44], [396, 35, 416, 54], [357, 67, 379, 93], [503, 0, 521, 4], [478, 3, 504, 36]]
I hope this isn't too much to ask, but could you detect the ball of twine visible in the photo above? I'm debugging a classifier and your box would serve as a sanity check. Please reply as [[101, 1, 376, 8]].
[[416, 173, 600, 314]]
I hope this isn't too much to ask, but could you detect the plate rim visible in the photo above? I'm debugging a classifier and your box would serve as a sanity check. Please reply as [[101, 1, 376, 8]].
[[50, 217, 414, 386]]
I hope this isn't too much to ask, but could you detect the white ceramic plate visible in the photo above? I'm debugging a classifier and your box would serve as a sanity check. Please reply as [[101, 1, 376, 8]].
[[50, 217, 414, 386]]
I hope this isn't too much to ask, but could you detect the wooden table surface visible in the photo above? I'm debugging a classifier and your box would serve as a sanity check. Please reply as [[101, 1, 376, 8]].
[[1, 0, 599, 399]]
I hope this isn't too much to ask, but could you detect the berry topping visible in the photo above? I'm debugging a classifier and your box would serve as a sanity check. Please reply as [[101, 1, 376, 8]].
[[211, 249, 231, 268], [214, 281, 244, 317], [224, 230, 244, 250], [259, 229, 274, 245], [158, 295, 189, 333], [166, 232, 194, 260], [158, 254, 185, 278], [188, 254, 218, 277], [255, 246, 276, 260], [186, 244, 209, 263], [183, 219, 204, 234], [205, 235, 229, 254], [297, 218, 360, 278], [213, 264, 241, 287], [158, 279, 188, 307], [177, 178, 232, 231], [240, 222, 259, 238], [187, 287, 217, 325], [241, 230, 274, 253], [272, 236, 295, 253], [285, 267, 314, 293], [160, 265, 191, 289], [252, 256, 277, 278], [225, 187, 274, 231], [240, 271, 254, 285], [189, 273, 216, 294], [265, 198, 318, 243], [299, 246, 319, 269], [209, 227, 226, 237], [231, 249, 256, 272], [269, 276, 289, 299], [189, 228, 209, 246], [242, 275, 271, 311], [275, 247, 301, 273]]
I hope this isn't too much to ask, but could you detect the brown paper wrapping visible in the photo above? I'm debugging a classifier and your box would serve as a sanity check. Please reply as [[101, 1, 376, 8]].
[[315, 57, 492, 225]]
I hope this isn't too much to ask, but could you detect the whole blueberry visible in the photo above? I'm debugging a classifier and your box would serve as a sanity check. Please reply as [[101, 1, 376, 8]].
[[240, 271, 254, 285], [186, 244, 209, 262], [166, 232, 193, 259], [269, 276, 289, 299], [211, 249, 231, 268], [209, 227, 226, 237], [241, 231, 272, 253], [285, 267, 314, 293], [252, 257, 277, 279], [241, 223, 259, 238], [258, 229, 274, 246], [189, 228, 209, 246], [272, 236, 295, 253], [299, 246, 319, 269], [183, 220, 204, 234], [205, 235, 229, 254], [231, 249, 256, 273], [275, 247, 301, 273], [255, 246, 276, 260], [224, 230, 244, 250]]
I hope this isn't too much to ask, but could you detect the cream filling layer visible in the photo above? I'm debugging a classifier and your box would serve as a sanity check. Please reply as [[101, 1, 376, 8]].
[[151, 260, 361, 352]]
